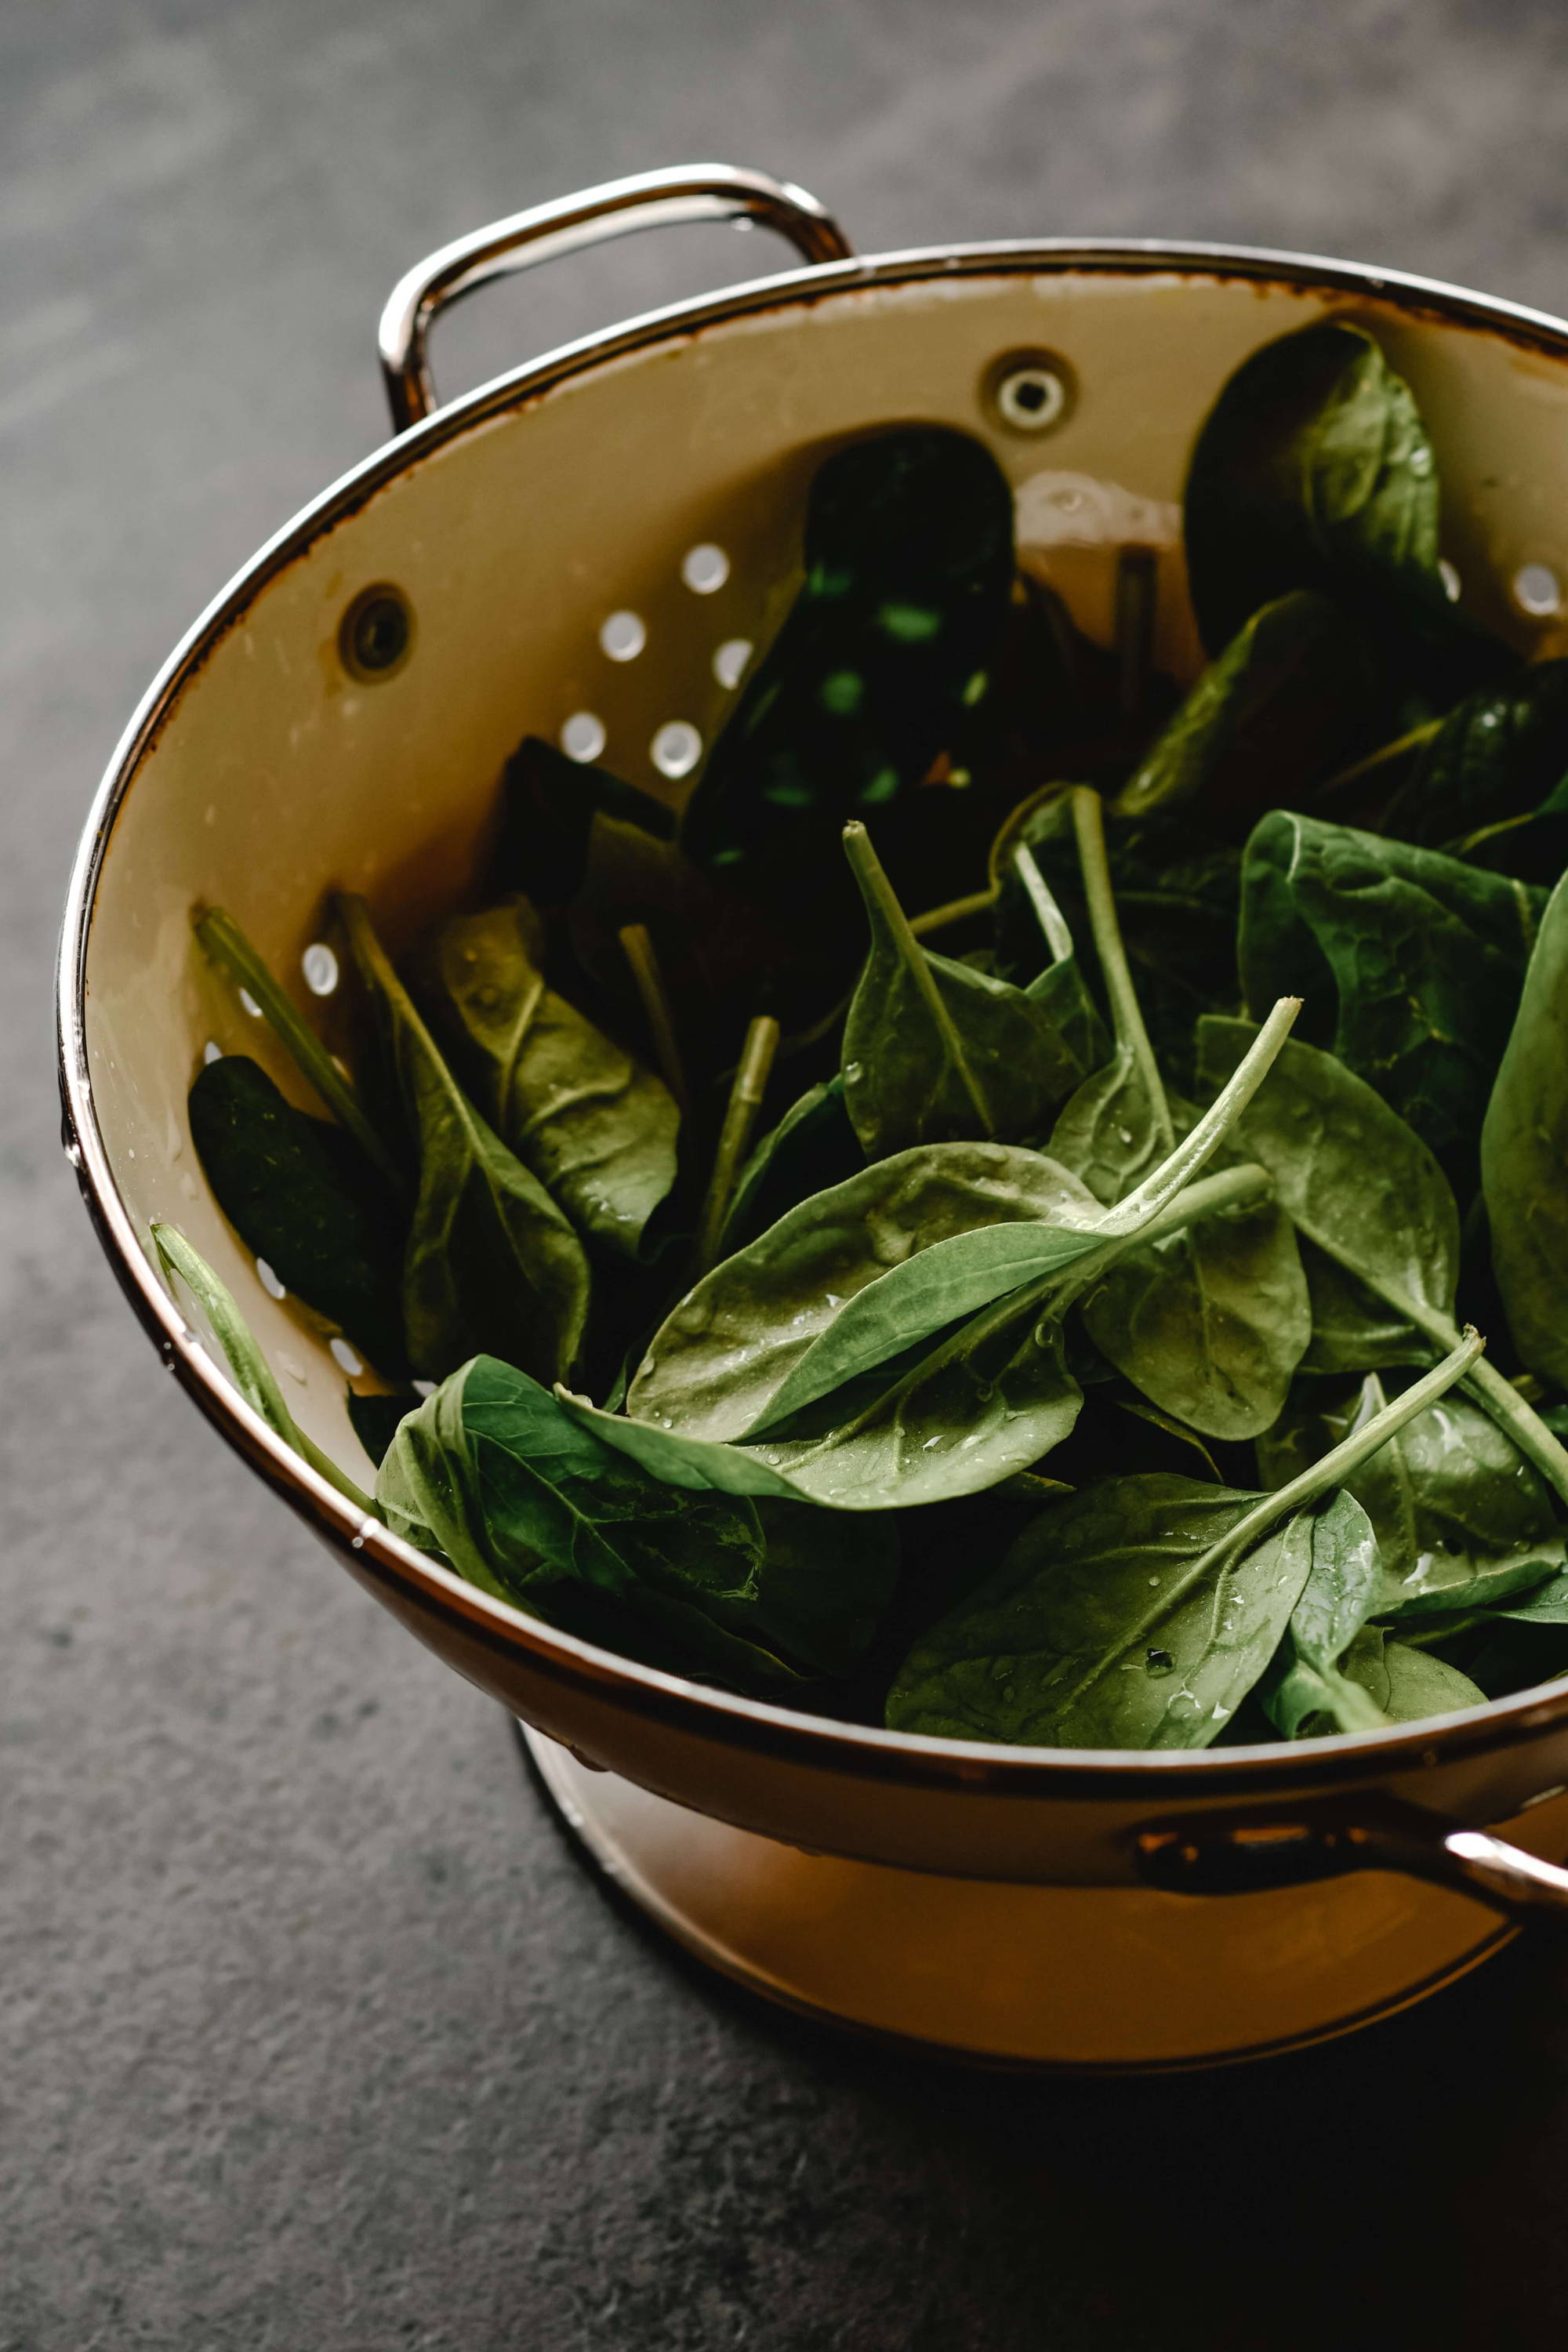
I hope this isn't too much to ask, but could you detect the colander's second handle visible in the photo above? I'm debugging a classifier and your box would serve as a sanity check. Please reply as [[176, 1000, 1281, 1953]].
[[379, 163, 855, 431], [1134, 1796, 1568, 1928]]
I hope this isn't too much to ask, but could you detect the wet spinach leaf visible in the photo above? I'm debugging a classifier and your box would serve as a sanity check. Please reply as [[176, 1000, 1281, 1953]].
[[1183, 319, 1508, 699], [337, 895, 591, 1387], [884, 1335, 1481, 1747], [1482, 873, 1568, 1388], [1198, 1018, 1568, 1504], [1239, 811, 1547, 1191], [840, 822, 1083, 1155], [1258, 1371, 1564, 1620], [1258, 1490, 1391, 1737], [430, 895, 679, 1258], [380, 1356, 895, 1687], [629, 1140, 1103, 1443], [188, 1054, 408, 1375], [1115, 591, 1372, 829]]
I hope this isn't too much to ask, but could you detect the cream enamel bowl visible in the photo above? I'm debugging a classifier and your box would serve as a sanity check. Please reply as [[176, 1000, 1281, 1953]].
[[58, 166, 1568, 2069]]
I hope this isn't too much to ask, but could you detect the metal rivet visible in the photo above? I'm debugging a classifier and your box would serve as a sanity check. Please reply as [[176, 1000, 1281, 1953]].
[[986, 350, 1074, 437], [339, 583, 415, 682]]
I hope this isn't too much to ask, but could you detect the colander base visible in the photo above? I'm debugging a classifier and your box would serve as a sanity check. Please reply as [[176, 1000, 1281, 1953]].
[[514, 1724, 1550, 2071]]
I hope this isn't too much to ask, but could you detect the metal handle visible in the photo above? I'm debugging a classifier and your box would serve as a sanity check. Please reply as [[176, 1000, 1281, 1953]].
[[379, 163, 855, 431], [1134, 1797, 1568, 1928]]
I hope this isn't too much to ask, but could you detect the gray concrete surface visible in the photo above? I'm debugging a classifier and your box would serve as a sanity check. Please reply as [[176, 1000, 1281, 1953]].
[[10, 2, 1568, 2344]]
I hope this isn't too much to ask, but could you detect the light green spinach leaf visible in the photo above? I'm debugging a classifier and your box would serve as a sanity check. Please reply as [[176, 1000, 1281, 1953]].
[[430, 895, 679, 1258]]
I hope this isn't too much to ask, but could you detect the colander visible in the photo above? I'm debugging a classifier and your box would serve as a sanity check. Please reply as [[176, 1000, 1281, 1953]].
[[59, 164, 1568, 2070]]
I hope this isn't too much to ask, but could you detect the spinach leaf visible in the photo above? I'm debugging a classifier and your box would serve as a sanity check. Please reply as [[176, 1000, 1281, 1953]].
[[1481, 872, 1568, 1388], [381, 1356, 895, 1686], [1005, 843, 1111, 1078], [1258, 1490, 1391, 1737], [337, 895, 591, 1387], [840, 822, 1083, 1155], [1039, 791, 1310, 1440], [681, 426, 1015, 916], [1115, 592, 1372, 829], [1380, 660, 1568, 860], [1080, 1171, 1311, 1441], [495, 734, 675, 909], [631, 1006, 1298, 1446], [719, 1074, 863, 1254], [429, 895, 679, 1258], [1183, 319, 1508, 699], [884, 1332, 1482, 1748], [1295, 1245, 1434, 1376], [630, 1140, 1102, 1443], [588, 1165, 1272, 1511], [151, 1223, 374, 1513], [193, 906, 401, 1190], [1260, 1371, 1563, 1621], [993, 793, 1241, 1087], [1367, 1639, 1486, 1723], [1239, 811, 1547, 1190], [1198, 1018, 1568, 1504], [888, 1474, 1316, 1748], [188, 1055, 407, 1374], [1044, 789, 1176, 1206], [346, 1388, 418, 1469]]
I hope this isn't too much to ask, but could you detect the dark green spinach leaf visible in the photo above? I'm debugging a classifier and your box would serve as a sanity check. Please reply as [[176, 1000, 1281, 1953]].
[[188, 1054, 407, 1374], [681, 426, 1015, 915], [840, 822, 1083, 1155], [1115, 591, 1372, 829], [337, 895, 591, 1386], [1183, 319, 1508, 699], [1482, 872, 1568, 1388], [380, 1355, 896, 1686], [1239, 811, 1547, 1190]]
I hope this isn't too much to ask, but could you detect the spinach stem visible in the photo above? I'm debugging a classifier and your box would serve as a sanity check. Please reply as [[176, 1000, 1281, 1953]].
[[1069, 787, 1174, 1151], [194, 906, 401, 1191], [1209, 1330, 1484, 1573], [617, 923, 688, 1111], [152, 1222, 376, 1514], [1318, 715, 1443, 804], [843, 822, 995, 1136], [1325, 1254, 1568, 1508], [908, 885, 998, 940], [1103, 995, 1301, 1236], [695, 1015, 779, 1274], [815, 1163, 1272, 1451], [1052, 1331, 1484, 1723], [1011, 844, 1075, 965]]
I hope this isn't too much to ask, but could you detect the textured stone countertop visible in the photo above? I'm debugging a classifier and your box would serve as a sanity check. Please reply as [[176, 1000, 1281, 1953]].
[[10, 3, 1568, 2344]]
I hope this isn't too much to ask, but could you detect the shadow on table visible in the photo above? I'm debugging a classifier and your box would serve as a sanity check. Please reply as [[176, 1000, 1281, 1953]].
[[520, 1724, 1568, 2349]]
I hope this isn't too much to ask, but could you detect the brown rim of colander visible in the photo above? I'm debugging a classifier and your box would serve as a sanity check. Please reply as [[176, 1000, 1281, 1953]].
[[58, 234, 1568, 1802]]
